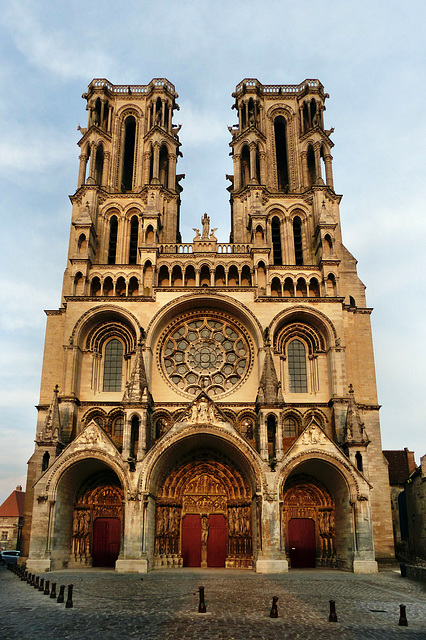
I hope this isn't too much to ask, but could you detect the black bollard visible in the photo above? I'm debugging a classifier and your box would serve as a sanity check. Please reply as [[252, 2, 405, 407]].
[[39, 577, 45, 592], [50, 582, 57, 599], [44, 580, 50, 595], [21, 570, 26, 582], [329, 600, 338, 622], [27, 572, 32, 585], [399, 604, 408, 627], [34, 576, 40, 589], [57, 585, 65, 603], [198, 586, 206, 613], [65, 584, 74, 609], [270, 595, 279, 618]]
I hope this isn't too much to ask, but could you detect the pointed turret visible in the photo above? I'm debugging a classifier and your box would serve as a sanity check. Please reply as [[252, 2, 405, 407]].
[[40, 385, 63, 444]]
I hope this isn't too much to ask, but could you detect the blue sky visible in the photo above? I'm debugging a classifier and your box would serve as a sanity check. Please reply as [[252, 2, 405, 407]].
[[0, 0, 425, 504]]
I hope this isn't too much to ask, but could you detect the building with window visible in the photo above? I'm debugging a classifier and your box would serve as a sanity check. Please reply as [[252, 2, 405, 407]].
[[23, 78, 394, 573], [0, 486, 25, 551]]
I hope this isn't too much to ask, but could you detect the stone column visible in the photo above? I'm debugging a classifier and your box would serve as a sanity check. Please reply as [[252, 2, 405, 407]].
[[249, 142, 258, 183], [352, 497, 378, 573], [78, 153, 88, 188], [301, 151, 309, 189], [323, 153, 334, 189], [233, 154, 241, 190], [314, 142, 323, 185], [102, 151, 110, 187], [168, 154, 177, 191]]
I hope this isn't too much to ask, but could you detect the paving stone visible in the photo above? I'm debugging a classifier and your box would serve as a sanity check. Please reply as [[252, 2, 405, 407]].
[[0, 566, 425, 639]]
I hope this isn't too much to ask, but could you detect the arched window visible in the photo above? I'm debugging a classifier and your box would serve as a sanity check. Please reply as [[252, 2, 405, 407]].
[[271, 216, 283, 265], [283, 417, 297, 437], [288, 339, 308, 393], [42, 451, 50, 472], [95, 144, 104, 185], [307, 145, 315, 187], [159, 145, 169, 188], [241, 145, 250, 187], [293, 216, 303, 265], [274, 116, 289, 191], [130, 416, 139, 458], [108, 216, 118, 265], [267, 415, 276, 459], [112, 416, 124, 437], [129, 215, 139, 264], [103, 339, 123, 392], [121, 116, 136, 192], [355, 451, 363, 472]]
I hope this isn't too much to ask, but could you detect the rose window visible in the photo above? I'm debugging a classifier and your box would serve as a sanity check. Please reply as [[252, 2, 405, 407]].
[[158, 313, 252, 397]]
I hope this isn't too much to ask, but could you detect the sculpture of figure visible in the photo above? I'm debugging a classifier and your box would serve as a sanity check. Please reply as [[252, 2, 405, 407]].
[[201, 213, 210, 239], [201, 515, 209, 546], [192, 228, 201, 240], [198, 399, 209, 423], [210, 227, 218, 241]]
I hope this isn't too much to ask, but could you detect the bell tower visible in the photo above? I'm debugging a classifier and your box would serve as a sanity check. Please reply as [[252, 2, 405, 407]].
[[228, 79, 337, 286], [66, 78, 183, 298]]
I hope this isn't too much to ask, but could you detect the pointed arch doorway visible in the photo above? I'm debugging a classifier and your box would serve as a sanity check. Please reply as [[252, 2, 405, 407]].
[[283, 474, 336, 569], [71, 470, 123, 568], [154, 451, 253, 569]]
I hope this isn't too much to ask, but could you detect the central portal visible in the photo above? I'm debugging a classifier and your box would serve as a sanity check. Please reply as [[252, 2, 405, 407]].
[[154, 451, 253, 569], [181, 513, 227, 567]]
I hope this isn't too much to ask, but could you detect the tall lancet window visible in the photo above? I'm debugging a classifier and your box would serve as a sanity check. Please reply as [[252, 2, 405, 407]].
[[274, 116, 289, 191], [129, 215, 139, 264], [103, 339, 123, 392], [288, 339, 308, 393], [108, 216, 118, 264], [121, 116, 136, 192], [293, 216, 303, 265], [271, 216, 283, 265]]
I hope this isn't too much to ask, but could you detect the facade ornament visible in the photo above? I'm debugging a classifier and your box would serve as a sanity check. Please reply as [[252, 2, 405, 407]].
[[301, 422, 327, 446], [41, 385, 63, 444], [122, 342, 150, 403], [79, 422, 101, 445], [201, 213, 210, 239], [257, 346, 283, 404], [344, 384, 368, 444], [177, 393, 227, 427], [37, 494, 48, 503]]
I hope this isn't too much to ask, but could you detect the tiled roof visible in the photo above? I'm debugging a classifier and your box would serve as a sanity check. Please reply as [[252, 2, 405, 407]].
[[0, 490, 25, 517], [383, 449, 417, 484]]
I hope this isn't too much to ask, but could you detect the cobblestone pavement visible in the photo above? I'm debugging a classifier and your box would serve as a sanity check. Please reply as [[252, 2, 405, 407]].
[[1, 565, 425, 639]]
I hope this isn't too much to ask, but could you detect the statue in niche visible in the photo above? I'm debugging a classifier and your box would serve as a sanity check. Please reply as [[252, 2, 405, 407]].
[[201, 515, 209, 546], [201, 213, 210, 239]]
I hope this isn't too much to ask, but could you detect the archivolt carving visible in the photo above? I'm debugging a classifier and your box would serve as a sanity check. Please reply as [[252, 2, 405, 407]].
[[44, 449, 130, 496], [269, 305, 338, 347], [70, 305, 142, 347]]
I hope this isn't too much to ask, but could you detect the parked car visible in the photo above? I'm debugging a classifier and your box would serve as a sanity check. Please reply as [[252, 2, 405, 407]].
[[0, 550, 20, 565]]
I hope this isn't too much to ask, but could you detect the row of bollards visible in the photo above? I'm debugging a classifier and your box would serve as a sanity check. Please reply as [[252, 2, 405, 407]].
[[7, 563, 73, 608], [269, 596, 408, 626], [195, 587, 408, 625]]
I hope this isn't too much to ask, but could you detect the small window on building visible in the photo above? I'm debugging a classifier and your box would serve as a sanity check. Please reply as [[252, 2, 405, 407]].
[[288, 339, 308, 393], [103, 339, 123, 392], [112, 416, 124, 437], [108, 216, 118, 265], [42, 451, 50, 472], [284, 417, 297, 437], [1, 531, 8, 541], [355, 451, 363, 472]]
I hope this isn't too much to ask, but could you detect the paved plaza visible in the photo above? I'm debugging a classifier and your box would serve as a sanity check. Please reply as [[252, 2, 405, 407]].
[[0, 565, 425, 639]]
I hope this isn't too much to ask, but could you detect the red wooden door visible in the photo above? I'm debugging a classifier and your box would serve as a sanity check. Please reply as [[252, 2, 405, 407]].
[[182, 514, 202, 567], [93, 517, 121, 567], [207, 514, 227, 567], [288, 518, 316, 568]]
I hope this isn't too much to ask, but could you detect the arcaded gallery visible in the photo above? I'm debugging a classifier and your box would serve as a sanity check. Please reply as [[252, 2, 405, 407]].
[[22, 77, 394, 574]]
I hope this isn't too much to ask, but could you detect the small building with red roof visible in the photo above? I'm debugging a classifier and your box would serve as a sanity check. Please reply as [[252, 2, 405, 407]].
[[0, 486, 25, 551]]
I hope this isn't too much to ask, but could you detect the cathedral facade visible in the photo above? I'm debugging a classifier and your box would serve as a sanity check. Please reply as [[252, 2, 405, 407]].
[[23, 78, 394, 573]]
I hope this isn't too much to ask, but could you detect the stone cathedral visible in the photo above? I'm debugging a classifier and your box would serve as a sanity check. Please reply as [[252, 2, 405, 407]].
[[23, 78, 394, 574]]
